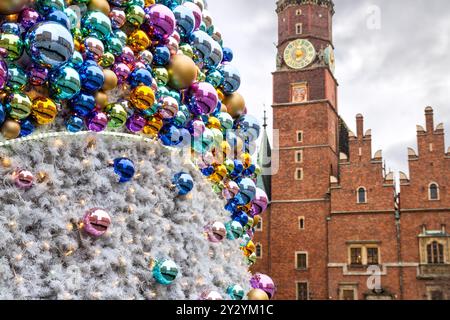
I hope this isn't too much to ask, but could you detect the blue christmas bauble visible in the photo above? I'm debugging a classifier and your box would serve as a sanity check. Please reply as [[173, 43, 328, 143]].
[[227, 284, 245, 300], [172, 171, 194, 196], [113, 157, 135, 183], [66, 114, 84, 132]]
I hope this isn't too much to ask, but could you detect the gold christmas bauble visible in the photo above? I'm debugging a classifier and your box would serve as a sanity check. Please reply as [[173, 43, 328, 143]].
[[95, 91, 108, 108], [223, 92, 245, 119], [0, 0, 28, 15], [168, 54, 197, 90], [88, 0, 111, 16], [102, 69, 118, 91], [1, 120, 21, 139], [247, 289, 269, 301]]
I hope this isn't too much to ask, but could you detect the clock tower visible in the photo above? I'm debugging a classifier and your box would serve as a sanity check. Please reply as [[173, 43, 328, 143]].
[[270, 0, 338, 299]]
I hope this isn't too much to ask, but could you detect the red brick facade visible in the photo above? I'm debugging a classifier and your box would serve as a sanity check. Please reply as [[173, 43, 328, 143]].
[[252, 0, 450, 300]]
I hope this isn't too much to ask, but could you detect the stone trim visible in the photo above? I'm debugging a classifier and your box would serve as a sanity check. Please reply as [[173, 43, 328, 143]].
[[330, 210, 395, 215], [271, 198, 329, 204], [276, 0, 335, 14]]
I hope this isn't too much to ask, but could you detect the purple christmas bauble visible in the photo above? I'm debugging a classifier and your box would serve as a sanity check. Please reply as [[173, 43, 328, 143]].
[[112, 63, 131, 84], [19, 8, 41, 30], [250, 187, 269, 216], [143, 4, 176, 41], [14, 169, 34, 190], [27, 64, 48, 86], [0, 59, 8, 90], [126, 113, 146, 133], [186, 82, 218, 116], [250, 273, 276, 299], [87, 112, 108, 132]]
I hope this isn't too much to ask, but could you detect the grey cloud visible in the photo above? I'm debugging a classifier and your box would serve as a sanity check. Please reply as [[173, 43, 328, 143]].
[[208, 0, 450, 175]]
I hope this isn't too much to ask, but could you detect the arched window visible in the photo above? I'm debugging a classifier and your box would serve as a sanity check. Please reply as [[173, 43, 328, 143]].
[[427, 241, 444, 264], [357, 187, 367, 204], [429, 183, 439, 200]]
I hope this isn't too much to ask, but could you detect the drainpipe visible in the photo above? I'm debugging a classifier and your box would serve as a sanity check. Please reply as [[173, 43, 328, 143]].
[[395, 192, 404, 300]]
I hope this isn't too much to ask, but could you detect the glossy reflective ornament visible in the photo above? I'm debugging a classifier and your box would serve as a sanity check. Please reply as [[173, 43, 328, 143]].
[[222, 47, 233, 62], [47, 10, 71, 30], [66, 114, 84, 132], [0, 33, 23, 61], [128, 68, 152, 88], [127, 29, 150, 52], [251, 188, 268, 216], [6, 93, 32, 120], [247, 289, 269, 301], [79, 62, 104, 93], [235, 114, 261, 142], [88, 0, 111, 16], [87, 111, 108, 132], [106, 103, 127, 128], [153, 259, 179, 285], [27, 64, 48, 86], [102, 69, 118, 91], [143, 115, 163, 137], [189, 30, 212, 62], [109, 9, 126, 29], [227, 284, 245, 300], [172, 171, 194, 195], [31, 97, 57, 125], [6, 64, 27, 91], [183, 1, 202, 30], [14, 169, 34, 189], [159, 96, 178, 119], [49, 66, 81, 100], [205, 69, 223, 88], [206, 221, 227, 243], [81, 11, 112, 40], [168, 54, 197, 89], [25, 22, 74, 68], [69, 51, 84, 70], [153, 66, 169, 86], [226, 220, 243, 240], [138, 50, 153, 65], [173, 5, 195, 38], [153, 46, 170, 66], [205, 40, 223, 69], [112, 63, 131, 84], [219, 64, 240, 94], [19, 8, 41, 30], [0, 60, 7, 90], [144, 4, 176, 41], [217, 112, 233, 131], [126, 113, 146, 132], [0, 0, 29, 15], [113, 157, 135, 183], [1, 119, 21, 139], [223, 92, 245, 119], [130, 85, 155, 110], [84, 37, 104, 61], [19, 119, 34, 137], [250, 273, 276, 299], [82, 208, 111, 238], [186, 82, 218, 116], [0, 104, 5, 125], [70, 92, 95, 117]]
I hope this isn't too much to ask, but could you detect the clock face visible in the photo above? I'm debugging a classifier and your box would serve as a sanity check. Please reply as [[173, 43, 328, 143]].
[[324, 45, 335, 74], [283, 39, 316, 70]]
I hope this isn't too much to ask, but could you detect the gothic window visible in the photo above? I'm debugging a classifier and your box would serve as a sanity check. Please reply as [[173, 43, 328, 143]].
[[296, 252, 308, 270], [357, 187, 367, 204], [429, 183, 439, 200], [299, 217, 305, 230], [296, 282, 308, 300], [296, 23, 303, 35], [427, 241, 445, 264], [296, 9, 302, 16], [350, 247, 363, 265], [256, 243, 262, 258]]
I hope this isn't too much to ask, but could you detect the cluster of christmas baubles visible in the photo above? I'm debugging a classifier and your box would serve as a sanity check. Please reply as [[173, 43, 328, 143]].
[[0, 0, 272, 298]]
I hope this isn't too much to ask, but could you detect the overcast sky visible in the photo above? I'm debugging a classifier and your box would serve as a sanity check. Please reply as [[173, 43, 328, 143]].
[[208, 0, 450, 176]]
